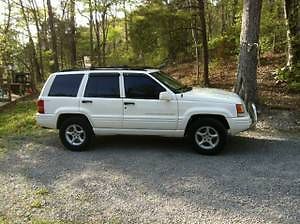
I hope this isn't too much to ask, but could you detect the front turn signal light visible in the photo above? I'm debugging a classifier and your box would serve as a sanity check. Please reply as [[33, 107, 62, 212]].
[[236, 104, 245, 114]]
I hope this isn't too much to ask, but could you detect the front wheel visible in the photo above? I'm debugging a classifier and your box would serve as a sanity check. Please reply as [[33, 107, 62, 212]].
[[59, 117, 93, 151], [188, 118, 227, 155]]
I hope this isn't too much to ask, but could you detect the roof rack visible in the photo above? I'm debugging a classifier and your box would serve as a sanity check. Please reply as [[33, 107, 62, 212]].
[[91, 66, 157, 70], [59, 66, 158, 72], [59, 67, 89, 72]]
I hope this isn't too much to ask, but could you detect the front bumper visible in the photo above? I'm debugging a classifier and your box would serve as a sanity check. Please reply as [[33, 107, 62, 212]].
[[228, 103, 257, 135]]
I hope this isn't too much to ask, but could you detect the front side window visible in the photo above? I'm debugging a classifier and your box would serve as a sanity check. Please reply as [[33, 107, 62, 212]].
[[48, 74, 84, 97], [124, 73, 165, 99], [84, 73, 120, 98], [151, 71, 192, 93]]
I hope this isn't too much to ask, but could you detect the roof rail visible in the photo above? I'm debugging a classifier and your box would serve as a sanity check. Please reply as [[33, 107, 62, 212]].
[[90, 66, 157, 70], [59, 66, 158, 72], [59, 68, 86, 72]]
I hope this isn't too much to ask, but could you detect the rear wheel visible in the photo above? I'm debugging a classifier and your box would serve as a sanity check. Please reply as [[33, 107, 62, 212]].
[[59, 117, 93, 151], [188, 118, 227, 155]]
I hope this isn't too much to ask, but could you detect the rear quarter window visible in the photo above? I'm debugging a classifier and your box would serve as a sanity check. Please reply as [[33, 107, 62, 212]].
[[48, 74, 84, 97]]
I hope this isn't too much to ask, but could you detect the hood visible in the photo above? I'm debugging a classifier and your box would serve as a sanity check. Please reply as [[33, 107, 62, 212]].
[[180, 87, 243, 104]]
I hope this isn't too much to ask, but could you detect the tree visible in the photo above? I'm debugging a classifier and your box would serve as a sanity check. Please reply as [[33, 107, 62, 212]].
[[19, 0, 41, 92], [283, 0, 300, 70], [29, 0, 45, 81], [188, 0, 200, 82], [88, 0, 94, 66], [220, 0, 226, 35], [129, 2, 190, 66], [93, 0, 113, 66], [197, 0, 209, 86], [232, 0, 239, 26], [0, 0, 12, 86], [47, 0, 59, 71], [69, 0, 77, 67], [123, 0, 129, 50], [234, 0, 262, 113], [100, 2, 110, 66]]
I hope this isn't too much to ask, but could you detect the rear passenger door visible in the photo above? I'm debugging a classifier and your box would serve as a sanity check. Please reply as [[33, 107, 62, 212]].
[[80, 73, 123, 128]]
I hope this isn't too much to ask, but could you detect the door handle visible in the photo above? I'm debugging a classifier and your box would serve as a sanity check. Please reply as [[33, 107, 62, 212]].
[[82, 100, 93, 104], [124, 102, 135, 105]]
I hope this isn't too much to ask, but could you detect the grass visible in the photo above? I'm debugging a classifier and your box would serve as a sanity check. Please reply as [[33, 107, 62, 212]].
[[0, 99, 53, 157], [0, 215, 8, 224], [0, 100, 38, 137], [0, 140, 7, 157], [30, 199, 43, 209], [31, 221, 75, 224], [1, 213, 122, 224], [30, 218, 122, 224], [35, 187, 49, 196]]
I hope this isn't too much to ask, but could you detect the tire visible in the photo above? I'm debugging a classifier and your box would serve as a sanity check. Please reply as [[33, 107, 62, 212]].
[[59, 117, 93, 151], [188, 118, 227, 155]]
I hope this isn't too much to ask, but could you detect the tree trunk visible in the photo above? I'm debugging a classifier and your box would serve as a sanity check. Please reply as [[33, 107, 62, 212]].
[[101, 10, 109, 66], [42, 0, 50, 51], [234, 0, 262, 111], [206, 1, 213, 40], [89, 0, 94, 66], [30, 0, 45, 81], [47, 0, 59, 71], [283, 0, 300, 69], [19, 0, 40, 92], [70, 0, 77, 67], [188, 0, 200, 83], [123, 0, 129, 50], [94, 0, 101, 66], [1, 0, 12, 85], [198, 0, 209, 86], [221, 0, 226, 34], [232, 0, 239, 26], [101, 12, 107, 66]]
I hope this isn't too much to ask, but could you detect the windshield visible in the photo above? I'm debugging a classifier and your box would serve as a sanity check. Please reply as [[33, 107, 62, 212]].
[[151, 71, 192, 93]]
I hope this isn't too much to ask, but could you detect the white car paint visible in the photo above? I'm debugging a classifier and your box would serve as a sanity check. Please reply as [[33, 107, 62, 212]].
[[36, 69, 256, 137]]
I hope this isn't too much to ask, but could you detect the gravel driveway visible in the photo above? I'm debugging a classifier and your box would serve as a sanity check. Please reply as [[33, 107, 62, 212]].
[[0, 132, 299, 223]]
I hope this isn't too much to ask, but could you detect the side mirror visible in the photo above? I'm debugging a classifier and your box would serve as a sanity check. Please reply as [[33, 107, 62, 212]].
[[159, 91, 172, 101]]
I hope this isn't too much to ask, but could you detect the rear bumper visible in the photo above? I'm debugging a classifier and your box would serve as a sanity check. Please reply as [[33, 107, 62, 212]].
[[36, 113, 56, 129]]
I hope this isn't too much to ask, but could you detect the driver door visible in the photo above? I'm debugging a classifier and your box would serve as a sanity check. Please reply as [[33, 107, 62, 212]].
[[122, 73, 178, 130]]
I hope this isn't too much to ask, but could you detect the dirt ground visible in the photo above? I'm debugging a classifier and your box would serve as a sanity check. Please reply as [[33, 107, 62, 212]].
[[165, 53, 300, 111], [0, 129, 299, 224]]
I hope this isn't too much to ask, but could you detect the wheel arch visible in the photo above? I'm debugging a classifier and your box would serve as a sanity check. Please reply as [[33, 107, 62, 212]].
[[57, 113, 93, 130], [184, 114, 230, 136]]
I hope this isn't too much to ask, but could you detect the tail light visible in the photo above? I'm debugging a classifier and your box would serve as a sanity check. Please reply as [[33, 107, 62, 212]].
[[37, 99, 45, 114]]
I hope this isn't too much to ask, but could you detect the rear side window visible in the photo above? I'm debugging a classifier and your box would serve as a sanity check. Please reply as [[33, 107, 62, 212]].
[[48, 74, 84, 97], [84, 73, 120, 98], [124, 73, 165, 99]]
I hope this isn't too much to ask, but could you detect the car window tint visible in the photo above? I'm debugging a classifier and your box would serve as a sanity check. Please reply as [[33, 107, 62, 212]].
[[84, 73, 120, 98], [48, 74, 84, 97], [124, 73, 165, 99]]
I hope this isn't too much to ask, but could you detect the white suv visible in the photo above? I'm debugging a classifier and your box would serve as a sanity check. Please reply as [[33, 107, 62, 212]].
[[37, 68, 257, 155]]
